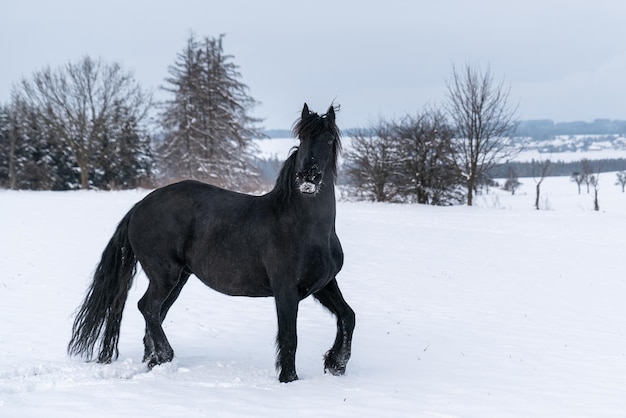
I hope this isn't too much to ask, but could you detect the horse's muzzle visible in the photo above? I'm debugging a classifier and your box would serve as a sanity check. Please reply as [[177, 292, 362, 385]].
[[299, 181, 317, 194], [296, 166, 322, 195]]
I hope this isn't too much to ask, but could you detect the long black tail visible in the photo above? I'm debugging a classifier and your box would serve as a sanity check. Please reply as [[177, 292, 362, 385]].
[[68, 208, 138, 363]]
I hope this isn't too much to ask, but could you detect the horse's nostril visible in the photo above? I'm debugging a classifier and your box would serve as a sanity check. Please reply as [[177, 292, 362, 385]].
[[297, 168, 322, 184]]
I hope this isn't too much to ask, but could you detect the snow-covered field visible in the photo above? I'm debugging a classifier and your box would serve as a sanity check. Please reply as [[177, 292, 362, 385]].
[[2, 175, 626, 417]]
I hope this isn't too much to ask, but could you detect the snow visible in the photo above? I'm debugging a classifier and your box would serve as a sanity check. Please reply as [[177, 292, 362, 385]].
[[2, 176, 626, 417], [256, 138, 297, 160]]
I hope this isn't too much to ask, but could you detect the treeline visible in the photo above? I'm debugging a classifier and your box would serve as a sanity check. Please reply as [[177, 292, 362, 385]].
[[0, 33, 263, 191], [341, 109, 464, 205], [341, 64, 519, 206], [6, 44, 624, 208], [489, 158, 626, 179]]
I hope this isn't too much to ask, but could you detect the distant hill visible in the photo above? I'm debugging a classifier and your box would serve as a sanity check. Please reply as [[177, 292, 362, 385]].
[[516, 119, 626, 140], [262, 129, 292, 139], [265, 119, 626, 140]]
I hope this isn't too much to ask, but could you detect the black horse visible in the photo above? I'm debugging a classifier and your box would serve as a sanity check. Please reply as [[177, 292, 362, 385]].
[[68, 103, 355, 383]]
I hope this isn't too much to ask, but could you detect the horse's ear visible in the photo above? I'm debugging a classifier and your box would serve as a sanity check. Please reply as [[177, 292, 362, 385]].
[[302, 103, 310, 119], [326, 105, 335, 123]]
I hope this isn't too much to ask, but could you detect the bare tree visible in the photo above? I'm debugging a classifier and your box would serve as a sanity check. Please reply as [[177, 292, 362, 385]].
[[590, 162, 604, 211], [445, 63, 519, 206], [532, 155, 552, 210], [343, 121, 400, 202], [13, 56, 152, 189], [581, 159, 594, 194], [570, 171, 584, 194], [590, 174, 600, 211], [503, 166, 521, 195], [615, 171, 626, 192], [393, 108, 463, 205]]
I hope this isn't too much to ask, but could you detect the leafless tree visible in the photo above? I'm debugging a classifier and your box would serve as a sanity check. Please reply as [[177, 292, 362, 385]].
[[343, 121, 400, 202], [12, 56, 152, 189], [503, 166, 520, 195], [590, 174, 600, 211], [344, 109, 463, 205], [393, 108, 462, 205], [590, 162, 604, 211], [532, 155, 553, 210], [581, 159, 594, 194], [445, 63, 519, 205], [570, 171, 584, 194], [615, 171, 626, 192]]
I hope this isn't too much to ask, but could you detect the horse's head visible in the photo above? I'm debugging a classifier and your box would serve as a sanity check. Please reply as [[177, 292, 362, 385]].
[[292, 103, 341, 196]]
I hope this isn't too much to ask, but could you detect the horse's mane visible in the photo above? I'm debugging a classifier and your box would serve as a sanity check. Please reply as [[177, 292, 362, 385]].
[[272, 107, 342, 205]]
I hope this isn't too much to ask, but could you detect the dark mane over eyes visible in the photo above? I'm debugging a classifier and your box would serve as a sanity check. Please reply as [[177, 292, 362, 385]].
[[291, 106, 342, 176]]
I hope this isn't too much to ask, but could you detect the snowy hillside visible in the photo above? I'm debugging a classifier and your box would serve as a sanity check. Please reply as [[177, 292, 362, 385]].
[[256, 136, 626, 165], [2, 176, 626, 417], [513, 133, 626, 163]]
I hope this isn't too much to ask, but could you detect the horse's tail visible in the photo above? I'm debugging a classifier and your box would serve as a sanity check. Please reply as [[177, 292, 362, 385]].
[[68, 208, 138, 363]]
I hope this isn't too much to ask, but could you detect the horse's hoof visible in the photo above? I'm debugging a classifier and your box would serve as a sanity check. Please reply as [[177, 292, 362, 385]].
[[144, 355, 159, 370], [144, 350, 173, 370], [324, 364, 346, 376], [324, 352, 349, 376], [279, 371, 299, 383]]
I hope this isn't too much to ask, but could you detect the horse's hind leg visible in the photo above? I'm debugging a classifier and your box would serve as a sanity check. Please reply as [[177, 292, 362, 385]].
[[159, 269, 191, 323], [313, 278, 355, 376], [138, 263, 187, 368]]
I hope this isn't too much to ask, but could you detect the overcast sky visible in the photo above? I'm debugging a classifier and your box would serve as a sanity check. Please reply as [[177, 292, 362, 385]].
[[2, 0, 626, 129]]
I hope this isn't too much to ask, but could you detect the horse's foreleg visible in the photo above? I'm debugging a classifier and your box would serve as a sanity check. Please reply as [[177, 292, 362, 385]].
[[274, 293, 300, 383], [314, 278, 355, 376]]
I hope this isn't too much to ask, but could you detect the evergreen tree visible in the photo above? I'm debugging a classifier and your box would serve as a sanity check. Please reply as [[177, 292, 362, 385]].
[[159, 34, 263, 190], [92, 104, 154, 189], [4, 99, 77, 190], [0, 104, 11, 187]]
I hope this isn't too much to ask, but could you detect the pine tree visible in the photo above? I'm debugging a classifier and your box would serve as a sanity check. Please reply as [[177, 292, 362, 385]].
[[0, 104, 11, 187], [159, 34, 263, 190], [7, 99, 77, 190], [91, 104, 154, 189]]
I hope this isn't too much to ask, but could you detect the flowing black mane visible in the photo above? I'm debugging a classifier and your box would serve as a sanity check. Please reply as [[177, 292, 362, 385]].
[[274, 106, 342, 201]]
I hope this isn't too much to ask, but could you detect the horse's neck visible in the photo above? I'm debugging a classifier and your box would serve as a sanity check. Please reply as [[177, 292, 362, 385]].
[[298, 181, 337, 222]]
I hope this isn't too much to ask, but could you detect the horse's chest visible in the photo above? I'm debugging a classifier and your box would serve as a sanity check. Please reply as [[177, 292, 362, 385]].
[[295, 245, 339, 297]]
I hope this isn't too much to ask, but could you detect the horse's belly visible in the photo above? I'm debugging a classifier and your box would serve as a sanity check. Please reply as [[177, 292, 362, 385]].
[[193, 262, 273, 297]]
